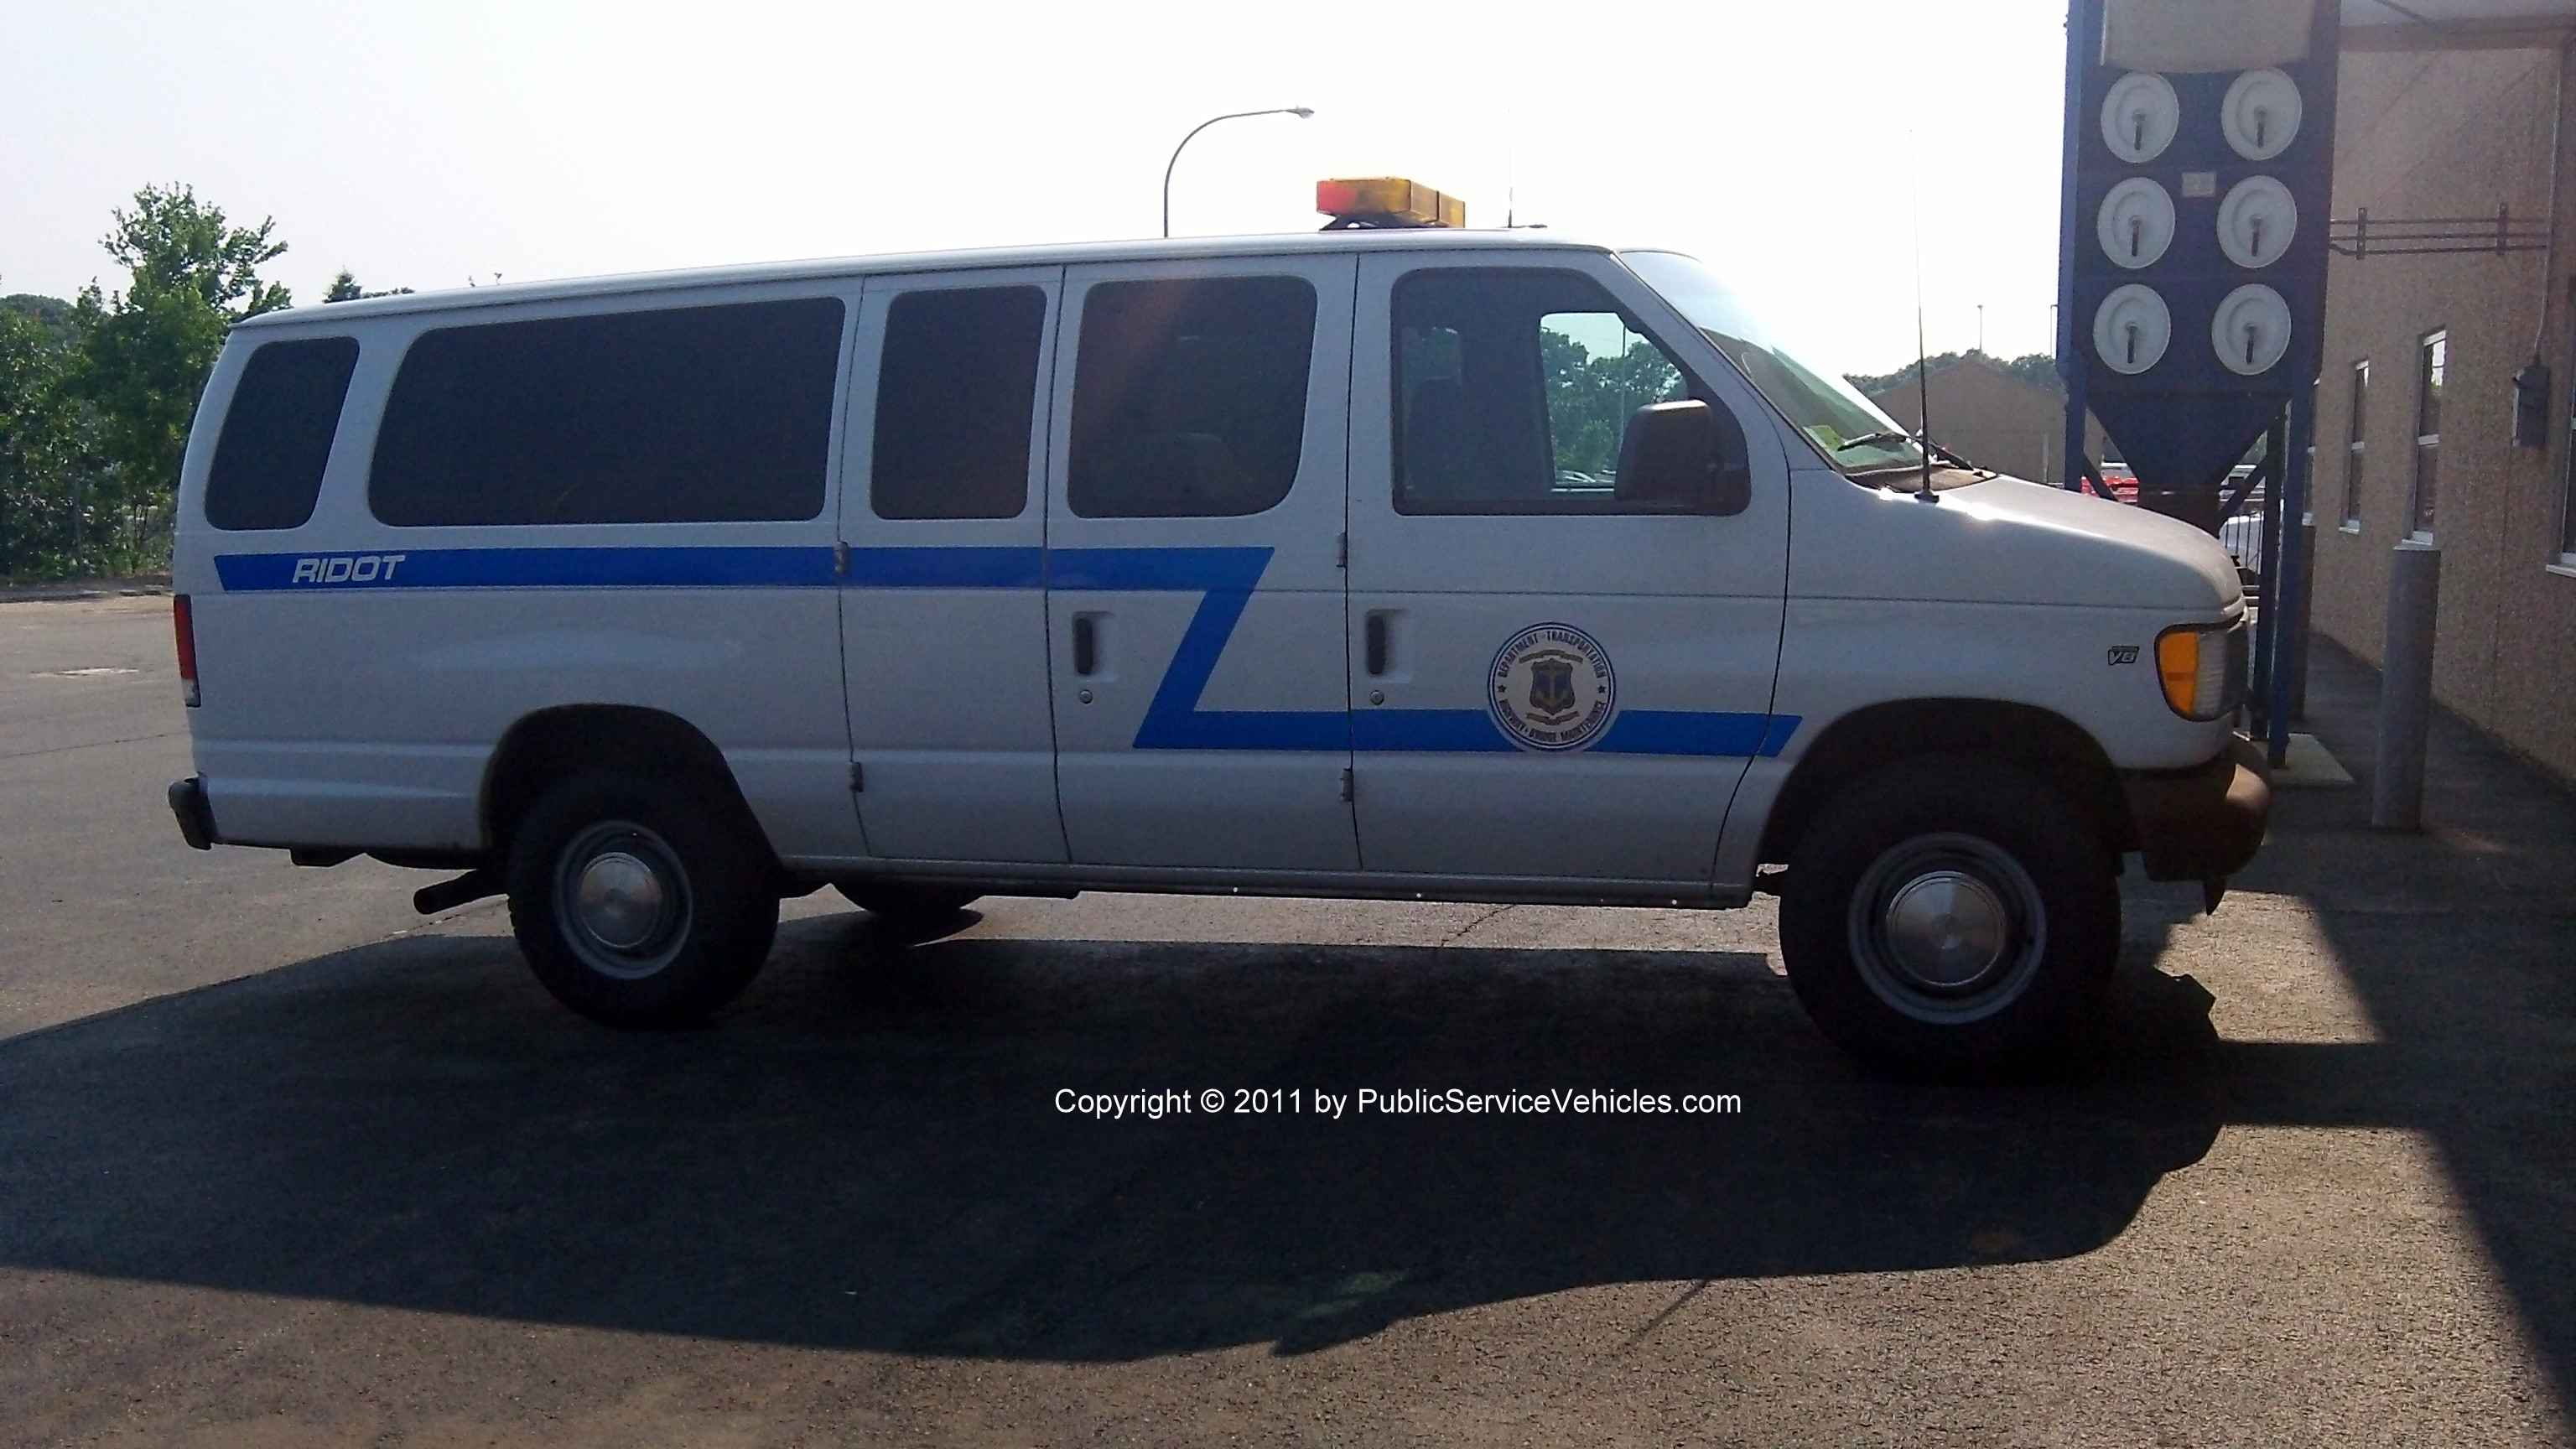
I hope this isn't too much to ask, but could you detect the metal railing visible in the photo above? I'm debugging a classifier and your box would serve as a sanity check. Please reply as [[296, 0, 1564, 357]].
[[2330, 206, 2550, 257]]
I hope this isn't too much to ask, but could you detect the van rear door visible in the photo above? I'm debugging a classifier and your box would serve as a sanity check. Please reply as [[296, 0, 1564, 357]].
[[839, 268, 1068, 864]]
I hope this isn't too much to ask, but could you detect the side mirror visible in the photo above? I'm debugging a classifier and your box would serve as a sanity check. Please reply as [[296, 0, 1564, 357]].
[[1614, 399, 1752, 515]]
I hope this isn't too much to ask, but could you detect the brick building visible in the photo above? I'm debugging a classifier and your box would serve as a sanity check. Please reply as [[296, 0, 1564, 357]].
[[2308, 0, 2576, 782]]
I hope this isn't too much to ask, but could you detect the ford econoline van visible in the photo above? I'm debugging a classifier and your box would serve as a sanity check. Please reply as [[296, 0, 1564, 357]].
[[164, 212, 2267, 1073]]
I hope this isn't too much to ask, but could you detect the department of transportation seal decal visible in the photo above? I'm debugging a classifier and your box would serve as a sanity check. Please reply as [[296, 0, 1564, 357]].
[[1488, 623, 1616, 751]]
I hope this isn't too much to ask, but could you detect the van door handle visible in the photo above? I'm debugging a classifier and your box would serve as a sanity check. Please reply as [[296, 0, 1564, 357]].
[[1072, 613, 1098, 677], [1363, 612, 1389, 677]]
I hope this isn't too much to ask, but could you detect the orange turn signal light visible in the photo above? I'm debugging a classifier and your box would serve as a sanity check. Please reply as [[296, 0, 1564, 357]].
[[2155, 624, 2238, 720], [2157, 629, 2203, 717]]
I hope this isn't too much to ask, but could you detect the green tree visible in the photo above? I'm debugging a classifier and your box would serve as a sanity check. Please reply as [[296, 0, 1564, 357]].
[[324, 269, 412, 303], [0, 300, 104, 579], [1543, 329, 1684, 478], [1845, 350, 2063, 401], [65, 184, 293, 569], [0, 309, 63, 574], [2, 293, 78, 347]]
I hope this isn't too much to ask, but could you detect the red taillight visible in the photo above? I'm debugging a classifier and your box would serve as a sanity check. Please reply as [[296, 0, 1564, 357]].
[[174, 595, 200, 708]]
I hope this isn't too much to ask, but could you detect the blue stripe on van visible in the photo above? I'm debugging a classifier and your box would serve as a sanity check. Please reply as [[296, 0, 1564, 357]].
[[845, 546, 1044, 589], [1348, 709, 1789, 756], [214, 545, 837, 591], [1596, 709, 1779, 757], [1047, 548, 1352, 751], [209, 543, 1800, 757], [1047, 546, 1271, 594]]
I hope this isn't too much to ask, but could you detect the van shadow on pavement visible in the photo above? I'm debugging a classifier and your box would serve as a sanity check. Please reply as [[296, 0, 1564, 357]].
[[5, 638, 2568, 1376], [0, 902, 2225, 1361]]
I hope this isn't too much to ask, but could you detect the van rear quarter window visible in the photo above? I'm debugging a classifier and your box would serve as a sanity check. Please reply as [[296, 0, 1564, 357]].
[[1068, 276, 1316, 518], [368, 297, 844, 527], [871, 286, 1046, 521], [205, 336, 361, 531]]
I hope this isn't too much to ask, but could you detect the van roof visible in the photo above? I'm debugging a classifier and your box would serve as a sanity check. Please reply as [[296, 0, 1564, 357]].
[[242, 227, 1620, 329]]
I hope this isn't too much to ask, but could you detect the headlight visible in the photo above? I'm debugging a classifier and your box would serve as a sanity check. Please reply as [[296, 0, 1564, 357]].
[[2155, 622, 2246, 721]]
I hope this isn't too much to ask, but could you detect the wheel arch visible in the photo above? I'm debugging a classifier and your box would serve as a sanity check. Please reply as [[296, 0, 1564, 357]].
[[480, 704, 777, 875], [1757, 698, 2133, 868]]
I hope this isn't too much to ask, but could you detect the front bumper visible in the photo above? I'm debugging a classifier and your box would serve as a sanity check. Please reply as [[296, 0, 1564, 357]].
[[2122, 734, 2271, 881]]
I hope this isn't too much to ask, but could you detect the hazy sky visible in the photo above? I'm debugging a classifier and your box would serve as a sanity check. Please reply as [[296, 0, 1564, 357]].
[[0, 0, 2072, 376]]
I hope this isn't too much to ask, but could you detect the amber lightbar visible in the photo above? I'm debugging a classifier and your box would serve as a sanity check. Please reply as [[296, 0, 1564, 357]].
[[1317, 177, 1466, 229]]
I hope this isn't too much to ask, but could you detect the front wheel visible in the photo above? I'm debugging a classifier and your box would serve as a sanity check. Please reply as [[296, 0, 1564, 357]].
[[1779, 756, 2118, 1077], [506, 771, 779, 1027]]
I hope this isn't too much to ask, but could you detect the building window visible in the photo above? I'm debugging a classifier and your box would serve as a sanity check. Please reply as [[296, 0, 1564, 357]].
[[2306, 376, 2319, 525], [2409, 330, 2444, 538], [2563, 458, 2576, 564], [2341, 361, 2367, 529], [2562, 335, 2576, 563]]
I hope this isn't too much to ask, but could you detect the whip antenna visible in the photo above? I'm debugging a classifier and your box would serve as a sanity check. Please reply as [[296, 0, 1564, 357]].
[[1909, 126, 1936, 501], [1915, 301, 1935, 498]]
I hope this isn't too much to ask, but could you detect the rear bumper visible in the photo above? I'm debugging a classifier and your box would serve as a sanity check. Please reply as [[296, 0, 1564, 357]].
[[168, 776, 219, 851], [2122, 735, 2271, 881]]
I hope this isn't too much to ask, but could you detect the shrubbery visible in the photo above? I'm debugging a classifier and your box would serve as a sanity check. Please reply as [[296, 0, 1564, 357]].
[[1, 185, 387, 583]]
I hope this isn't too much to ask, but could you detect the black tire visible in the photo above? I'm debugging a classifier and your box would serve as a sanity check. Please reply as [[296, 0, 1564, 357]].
[[1779, 755, 2119, 1078], [834, 881, 981, 925], [505, 771, 779, 1027]]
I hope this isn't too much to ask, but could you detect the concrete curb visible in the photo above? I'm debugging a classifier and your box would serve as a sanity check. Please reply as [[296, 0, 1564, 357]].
[[0, 576, 172, 604]]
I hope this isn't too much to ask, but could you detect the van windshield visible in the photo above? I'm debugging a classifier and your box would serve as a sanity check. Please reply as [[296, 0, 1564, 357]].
[[1620, 250, 1925, 475]]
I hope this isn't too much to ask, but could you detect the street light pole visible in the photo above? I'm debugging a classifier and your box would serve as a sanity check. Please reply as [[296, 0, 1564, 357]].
[[1162, 106, 1315, 238]]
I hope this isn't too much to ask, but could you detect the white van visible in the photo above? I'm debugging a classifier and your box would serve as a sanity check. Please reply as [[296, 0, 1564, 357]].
[[165, 205, 2266, 1073]]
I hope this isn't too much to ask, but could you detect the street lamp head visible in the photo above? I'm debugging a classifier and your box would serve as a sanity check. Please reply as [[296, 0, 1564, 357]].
[[1162, 106, 1319, 237]]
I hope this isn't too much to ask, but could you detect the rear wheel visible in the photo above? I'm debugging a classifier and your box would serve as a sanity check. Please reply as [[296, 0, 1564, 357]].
[[834, 881, 981, 926], [1779, 756, 2118, 1077], [506, 771, 778, 1027]]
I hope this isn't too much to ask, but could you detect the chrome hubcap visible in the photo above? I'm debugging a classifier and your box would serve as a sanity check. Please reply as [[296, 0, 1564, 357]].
[[575, 851, 665, 950], [1846, 833, 2047, 1024], [553, 821, 690, 979], [1882, 870, 2009, 989]]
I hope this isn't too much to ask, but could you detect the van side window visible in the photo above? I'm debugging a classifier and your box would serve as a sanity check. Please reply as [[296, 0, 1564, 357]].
[[871, 286, 1046, 520], [369, 298, 844, 527], [1394, 268, 1706, 514], [205, 337, 360, 531], [1068, 276, 1316, 518]]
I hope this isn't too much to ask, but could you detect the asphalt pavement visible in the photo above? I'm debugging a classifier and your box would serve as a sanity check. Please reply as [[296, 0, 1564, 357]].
[[0, 593, 2568, 1446]]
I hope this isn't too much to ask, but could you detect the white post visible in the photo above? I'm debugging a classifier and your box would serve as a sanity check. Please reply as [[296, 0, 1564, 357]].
[[2371, 541, 2441, 829]]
